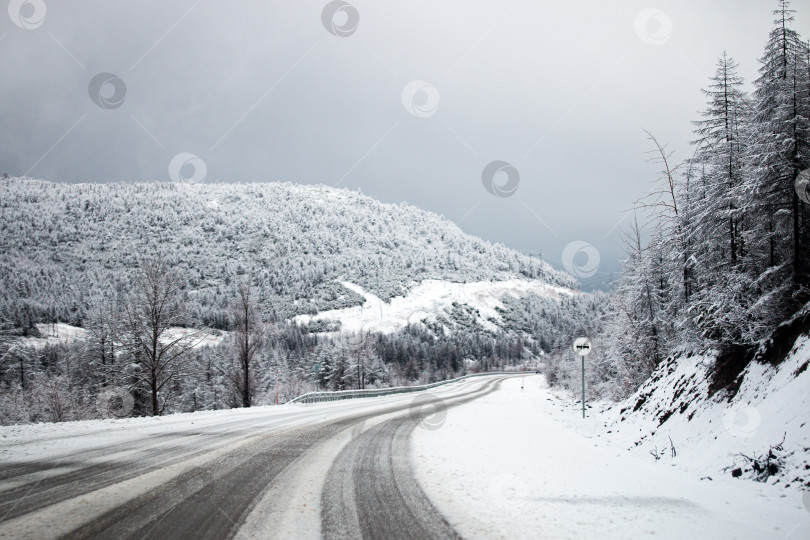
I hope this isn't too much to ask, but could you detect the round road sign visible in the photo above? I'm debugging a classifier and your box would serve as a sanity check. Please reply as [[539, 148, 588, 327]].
[[573, 337, 592, 356]]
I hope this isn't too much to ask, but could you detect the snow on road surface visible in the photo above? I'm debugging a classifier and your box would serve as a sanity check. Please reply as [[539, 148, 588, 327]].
[[0, 377, 483, 464], [295, 279, 574, 334], [412, 375, 810, 540], [4, 372, 808, 539], [0, 377, 497, 539]]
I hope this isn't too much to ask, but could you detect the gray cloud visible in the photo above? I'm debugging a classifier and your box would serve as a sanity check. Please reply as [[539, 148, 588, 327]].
[[2, 0, 808, 290]]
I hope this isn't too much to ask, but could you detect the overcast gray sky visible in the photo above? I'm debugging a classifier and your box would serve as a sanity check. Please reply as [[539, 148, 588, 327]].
[[2, 0, 808, 290]]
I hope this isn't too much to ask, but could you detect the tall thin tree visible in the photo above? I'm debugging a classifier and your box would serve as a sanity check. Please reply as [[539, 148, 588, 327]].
[[228, 283, 264, 407]]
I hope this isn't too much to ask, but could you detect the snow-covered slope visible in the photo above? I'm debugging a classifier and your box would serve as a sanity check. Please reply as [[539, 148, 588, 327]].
[[0, 177, 577, 328], [599, 337, 810, 487], [294, 279, 576, 335]]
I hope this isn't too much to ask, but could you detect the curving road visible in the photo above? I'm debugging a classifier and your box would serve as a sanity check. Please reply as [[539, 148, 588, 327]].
[[0, 376, 507, 539]]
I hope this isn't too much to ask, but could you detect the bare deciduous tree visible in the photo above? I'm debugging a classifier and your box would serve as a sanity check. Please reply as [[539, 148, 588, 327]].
[[115, 259, 207, 416], [86, 295, 117, 372], [343, 331, 375, 390], [226, 283, 264, 407]]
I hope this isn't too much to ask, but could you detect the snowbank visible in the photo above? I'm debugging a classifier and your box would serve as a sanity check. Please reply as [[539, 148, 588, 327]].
[[598, 336, 810, 488], [412, 375, 810, 539]]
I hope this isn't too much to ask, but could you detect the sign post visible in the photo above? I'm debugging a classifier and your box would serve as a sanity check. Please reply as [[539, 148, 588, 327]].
[[313, 362, 322, 390], [573, 337, 592, 418]]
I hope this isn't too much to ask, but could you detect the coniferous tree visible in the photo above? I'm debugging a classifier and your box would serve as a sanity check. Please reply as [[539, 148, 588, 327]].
[[745, 0, 810, 300], [691, 53, 751, 267], [686, 53, 757, 342]]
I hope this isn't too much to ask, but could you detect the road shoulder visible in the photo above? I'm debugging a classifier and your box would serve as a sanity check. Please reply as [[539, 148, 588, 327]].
[[410, 375, 810, 539]]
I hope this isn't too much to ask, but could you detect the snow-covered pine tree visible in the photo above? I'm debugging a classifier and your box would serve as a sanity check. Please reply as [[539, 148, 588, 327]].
[[744, 0, 810, 317], [691, 53, 751, 267], [685, 53, 757, 343]]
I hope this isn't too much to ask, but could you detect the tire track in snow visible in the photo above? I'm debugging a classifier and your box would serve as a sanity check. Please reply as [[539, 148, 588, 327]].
[[321, 378, 503, 539]]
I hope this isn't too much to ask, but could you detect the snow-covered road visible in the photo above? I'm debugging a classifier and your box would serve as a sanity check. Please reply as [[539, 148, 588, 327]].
[[0, 376, 502, 539], [412, 375, 810, 539], [2, 373, 808, 539]]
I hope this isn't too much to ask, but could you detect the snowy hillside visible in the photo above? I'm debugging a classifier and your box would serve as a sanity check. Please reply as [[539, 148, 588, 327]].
[[25, 323, 89, 349], [598, 334, 810, 487], [19, 323, 227, 350], [0, 177, 576, 330], [295, 279, 576, 335]]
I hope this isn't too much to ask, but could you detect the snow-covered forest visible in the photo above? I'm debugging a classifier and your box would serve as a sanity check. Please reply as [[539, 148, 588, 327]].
[[0, 179, 577, 328], [548, 0, 810, 400], [0, 178, 605, 423]]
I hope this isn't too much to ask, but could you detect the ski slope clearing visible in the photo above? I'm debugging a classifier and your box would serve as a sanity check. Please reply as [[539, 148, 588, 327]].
[[295, 279, 575, 334], [412, 375, 810, 540]]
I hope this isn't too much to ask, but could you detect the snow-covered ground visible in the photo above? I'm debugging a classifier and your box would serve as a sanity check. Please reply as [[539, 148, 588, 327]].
[[596, 336, 810, 489], [16, 324, 227, 350], [294, 279, 574, 334], [159, 326, 229, 348], [412, 375, 810, 539], [23, 323, 89, 348]]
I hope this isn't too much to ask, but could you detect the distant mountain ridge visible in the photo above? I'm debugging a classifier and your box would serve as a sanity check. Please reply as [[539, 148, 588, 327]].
[[0, 178, 577, 330]]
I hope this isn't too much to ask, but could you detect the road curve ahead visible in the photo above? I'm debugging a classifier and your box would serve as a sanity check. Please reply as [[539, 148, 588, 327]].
[[0, 375, 508, 539]]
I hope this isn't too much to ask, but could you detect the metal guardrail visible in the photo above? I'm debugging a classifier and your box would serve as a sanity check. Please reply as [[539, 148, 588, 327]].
[[286, 370, 536, 404]]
